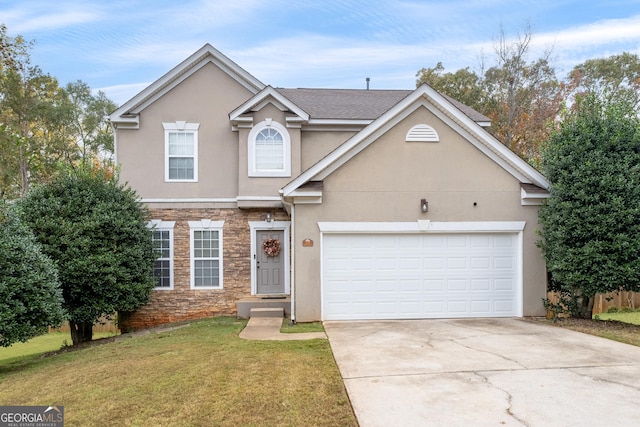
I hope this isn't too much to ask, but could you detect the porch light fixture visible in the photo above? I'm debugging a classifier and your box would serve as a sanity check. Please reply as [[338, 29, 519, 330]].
[[421, 199, 429, 213], [265, 212, 272, 222]]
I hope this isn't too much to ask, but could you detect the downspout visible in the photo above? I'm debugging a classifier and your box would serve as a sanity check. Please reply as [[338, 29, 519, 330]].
[[283, 198, 296, 325]]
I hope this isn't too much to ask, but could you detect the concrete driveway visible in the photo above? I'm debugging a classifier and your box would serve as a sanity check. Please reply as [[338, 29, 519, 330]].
[[324, 318, 640, 427]]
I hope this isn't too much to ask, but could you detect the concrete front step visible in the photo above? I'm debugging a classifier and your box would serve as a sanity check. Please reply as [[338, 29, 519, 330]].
[[249, 307, 284, 318], [237, 296, 291, 319]]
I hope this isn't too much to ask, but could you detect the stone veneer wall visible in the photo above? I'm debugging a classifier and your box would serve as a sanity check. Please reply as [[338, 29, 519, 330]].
[[119, 207, 289, 331]]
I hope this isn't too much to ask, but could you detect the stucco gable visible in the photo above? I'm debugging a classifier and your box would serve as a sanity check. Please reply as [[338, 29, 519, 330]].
[[229, 86, 310, 130], [109, 44, 265, 129], [281, 84, 549, 202]]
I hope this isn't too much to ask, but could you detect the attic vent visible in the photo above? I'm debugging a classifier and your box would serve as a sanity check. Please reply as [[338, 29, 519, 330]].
[[406, 124, 439, 142]]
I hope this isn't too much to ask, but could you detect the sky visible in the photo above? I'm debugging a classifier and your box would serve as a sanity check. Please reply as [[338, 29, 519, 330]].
[[2, 0, 640, 106]]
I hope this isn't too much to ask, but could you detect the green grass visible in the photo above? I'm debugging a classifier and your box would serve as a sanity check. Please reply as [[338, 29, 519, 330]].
[[280, 319, 325, 333], [594, 310, 640, 325], [0, 331, 118, 364], [0, 317, 357, 427]]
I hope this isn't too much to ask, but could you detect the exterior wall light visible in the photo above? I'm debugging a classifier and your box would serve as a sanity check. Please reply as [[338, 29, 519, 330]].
[[421, 199, 428, 213], [265, 212, 272, 222]]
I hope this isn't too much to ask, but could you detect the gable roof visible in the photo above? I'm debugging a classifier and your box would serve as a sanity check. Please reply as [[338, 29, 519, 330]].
[[229, 87, 491, 132], [109, 44, 265, 128], [229, 86, 310, 129], [281, 84, 548, 200], [276, 88, 490, 125], [275, 88, 411, 120]]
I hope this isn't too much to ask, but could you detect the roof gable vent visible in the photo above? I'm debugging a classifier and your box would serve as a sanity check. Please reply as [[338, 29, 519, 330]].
[[406, 124, 439, 142]]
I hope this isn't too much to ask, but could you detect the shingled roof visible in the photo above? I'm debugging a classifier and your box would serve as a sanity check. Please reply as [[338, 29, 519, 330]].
[[275, 87, 490, 124]]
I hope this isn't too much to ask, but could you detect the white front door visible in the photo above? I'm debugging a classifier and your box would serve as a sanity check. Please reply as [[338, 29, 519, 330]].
[[322, 232, 520, 320]]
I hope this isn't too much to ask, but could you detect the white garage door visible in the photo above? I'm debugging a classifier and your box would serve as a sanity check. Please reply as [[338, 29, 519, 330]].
[[322, 233, 520, 320]]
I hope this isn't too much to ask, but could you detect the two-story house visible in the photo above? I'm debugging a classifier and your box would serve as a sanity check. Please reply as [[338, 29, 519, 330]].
[[109, 44, 549, 330]]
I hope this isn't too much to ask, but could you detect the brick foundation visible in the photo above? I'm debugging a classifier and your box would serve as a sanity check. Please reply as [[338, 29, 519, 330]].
[[119, 207, 289, 332]]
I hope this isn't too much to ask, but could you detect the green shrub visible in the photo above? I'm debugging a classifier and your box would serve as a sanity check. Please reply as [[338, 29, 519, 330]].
[[0, 201, 65, 346]]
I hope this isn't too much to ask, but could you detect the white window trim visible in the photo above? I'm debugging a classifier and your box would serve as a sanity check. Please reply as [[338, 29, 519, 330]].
[[248, 220, 291, 295], [189, 219, 224, 290], [248, 119, 291, 177], [163, 121, 200, 182], [148, 220, 176, 290]]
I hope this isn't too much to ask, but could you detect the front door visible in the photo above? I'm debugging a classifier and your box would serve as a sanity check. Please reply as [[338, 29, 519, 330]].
[[256, 230, 285, 294]]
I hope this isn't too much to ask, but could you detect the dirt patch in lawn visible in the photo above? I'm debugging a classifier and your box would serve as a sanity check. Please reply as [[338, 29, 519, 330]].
[[548, 318, 640, 347]]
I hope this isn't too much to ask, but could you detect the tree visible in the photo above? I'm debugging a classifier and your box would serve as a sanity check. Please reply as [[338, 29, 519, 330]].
[[18, 168, 157, 344], [538, 94, 640, 318], [416, 23, 563, 166], [416, 62, 490, 115], [63, 81, 118, 167], [0, 26, 74, 198], [1, 25, 117, 199], [567, 52, 640, 110], [0, 200, 65, 347]]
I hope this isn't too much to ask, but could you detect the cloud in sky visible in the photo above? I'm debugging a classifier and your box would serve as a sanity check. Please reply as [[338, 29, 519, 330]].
[[2, 0, 638, 105]]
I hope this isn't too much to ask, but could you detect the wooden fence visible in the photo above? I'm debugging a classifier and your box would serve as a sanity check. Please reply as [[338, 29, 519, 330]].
[[50, 318, 118, 333], [547, 291, 640, 316], [592, 291, 640, 314]]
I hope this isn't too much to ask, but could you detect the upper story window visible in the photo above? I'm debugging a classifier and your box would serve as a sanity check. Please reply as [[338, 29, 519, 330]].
[[163, 121, 200, 182], [248, 119, 291, 177]]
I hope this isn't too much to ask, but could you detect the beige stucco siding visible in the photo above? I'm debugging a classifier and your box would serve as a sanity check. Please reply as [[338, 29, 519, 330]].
[[116, 63, 253, 200], [293, 106, 546, 321], [300, 130, 357, 170]]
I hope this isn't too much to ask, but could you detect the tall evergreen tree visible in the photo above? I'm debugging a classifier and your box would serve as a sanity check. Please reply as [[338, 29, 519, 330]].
[[19, 168, 157, 344], [538, 94, 640, 318]]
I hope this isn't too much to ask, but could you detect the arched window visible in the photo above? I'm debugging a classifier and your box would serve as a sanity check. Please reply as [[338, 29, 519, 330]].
[[248, 119, 291, 177]]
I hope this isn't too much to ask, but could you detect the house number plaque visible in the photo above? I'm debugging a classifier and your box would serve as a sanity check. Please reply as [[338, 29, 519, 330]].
[[302, 238, 313, 247]]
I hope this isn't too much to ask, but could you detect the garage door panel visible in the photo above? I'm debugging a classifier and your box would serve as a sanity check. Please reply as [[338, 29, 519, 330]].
[[471, 257, 491, 269], [447, 257, 467, 269], [424, 257, 444, 270], [494, 235, 514, 247], [423, 235, 445, 248], [425, 279, 444, 291], [470, 300, 491, 313], [495, 300, 515, 313], [399, 280, 421, 292], [446, 279, 467, 291], [470, 235, 491, 247], [494, 257, 514, 269], [471, 278, 491, 291], [377, 257, 397, 270], [446, 235, 467, 247], [322, 233, 520, 320], [447, 300, 468, 313], [495, 278, 515, 291]]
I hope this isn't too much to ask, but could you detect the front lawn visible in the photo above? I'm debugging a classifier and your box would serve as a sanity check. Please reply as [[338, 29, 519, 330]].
[[0, 331, 117, 364], [551, 311, 640, 347], [594, 310, 640, 325], [0, 317, 357, 426]]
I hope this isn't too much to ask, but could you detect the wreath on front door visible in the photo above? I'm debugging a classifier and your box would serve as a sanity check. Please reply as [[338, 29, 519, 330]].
[[263, 238, 281, 257]]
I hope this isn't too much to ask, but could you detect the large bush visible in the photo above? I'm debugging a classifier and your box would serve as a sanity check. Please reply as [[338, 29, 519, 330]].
[[538, 94, 640, 318], [0, 201, 65, 347], [19, 169, 157, 344]]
